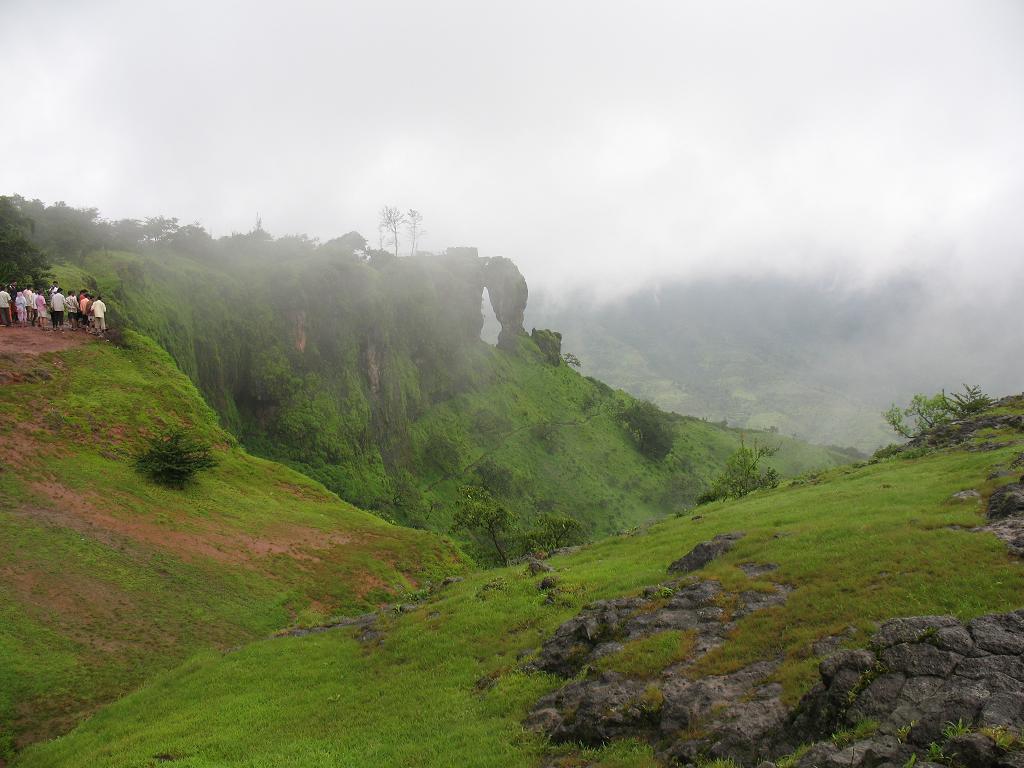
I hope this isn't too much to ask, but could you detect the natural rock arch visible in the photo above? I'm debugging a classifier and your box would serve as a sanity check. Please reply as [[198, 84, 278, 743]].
[[445, 248, 529, 351], [480, 256, 528, 350]]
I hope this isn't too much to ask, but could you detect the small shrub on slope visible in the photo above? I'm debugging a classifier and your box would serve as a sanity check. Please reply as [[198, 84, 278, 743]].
[[620, 400, 674, 461], [135, 429, 217, 488], [883, 384, 993, 438], [698, 438, 779, 504]]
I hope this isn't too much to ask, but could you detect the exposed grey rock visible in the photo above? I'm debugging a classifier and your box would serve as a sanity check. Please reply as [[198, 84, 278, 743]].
[[812, 626, 858, 657], [787, 610, 1024, 768], [953, 489, 982, 501], [739, 562, 780, 577], [528, 580, 734, 677], [526, 576, 792, 762], [277, 611, 378, 639], [526, 557, 554, 575], [548, 545, 582, 558], [657, 659, 788, 765], [668, 532, 745, 574], [978, 517, 1024, 558], [909, 407, 1024, 450], [538, 576, 558, 591], [988, 481, 1024, 521], [481, 256, 528, 350]]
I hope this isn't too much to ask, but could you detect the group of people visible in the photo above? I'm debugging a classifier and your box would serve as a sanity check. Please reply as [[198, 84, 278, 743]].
[[0, 281, 108, 334]]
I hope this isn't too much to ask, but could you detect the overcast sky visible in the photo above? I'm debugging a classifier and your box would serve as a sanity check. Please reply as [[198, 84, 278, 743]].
[[2, 0, 1022, 298]]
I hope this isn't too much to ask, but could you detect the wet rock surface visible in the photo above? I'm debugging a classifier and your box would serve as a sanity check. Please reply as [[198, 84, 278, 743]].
[[988, 480, 1024, 521], [529, 598, 1024, 768], [277, 611, 379, 640], [526, 577, 792, 763], [668, 532, 745, 574], [782, 611, 1024, 768], [979, 478, 1024, 557], [528, 578, 787, 678]]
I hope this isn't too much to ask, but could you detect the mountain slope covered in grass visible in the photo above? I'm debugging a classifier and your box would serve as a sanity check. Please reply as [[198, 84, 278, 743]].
[[0, 330, 463, 755], [16, 391, 1024, 768], [33, 210, 852, 545]]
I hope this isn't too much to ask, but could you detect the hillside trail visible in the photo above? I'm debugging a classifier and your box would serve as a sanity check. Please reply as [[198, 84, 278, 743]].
[[0, 326, 93, 356]]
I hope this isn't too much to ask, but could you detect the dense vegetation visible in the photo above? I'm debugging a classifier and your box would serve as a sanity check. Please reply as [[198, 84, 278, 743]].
[[3, 195, 852, 548], [14, 387, 1024, 768], [0, 332, 464, 755]]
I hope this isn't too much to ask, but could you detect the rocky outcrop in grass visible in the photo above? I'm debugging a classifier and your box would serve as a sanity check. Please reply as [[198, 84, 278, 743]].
[[981, 477, 1024, 557], [667, 532, 744, 574], [529, 595, 1024, 768], [780, 611, 1024, 768], [526, 576, 791, 763]]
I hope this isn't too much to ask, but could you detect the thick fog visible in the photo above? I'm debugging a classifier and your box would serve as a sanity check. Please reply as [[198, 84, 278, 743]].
[[2, 0, 1022, 302]]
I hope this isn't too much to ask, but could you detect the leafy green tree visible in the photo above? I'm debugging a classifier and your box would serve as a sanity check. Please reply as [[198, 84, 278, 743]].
[[527, 513, 585, 551], [620, 400, 674, 460], [700, 438, 779, 503], [452, 485, 517, 566], [0, 196, 50, 284], [425, 432, 461, 475], [135, 429, 217, 488], [884, 384, 993, 438], [883, 393, 951, 439], [946, 384, 993, 419], [475, 459, 515, 496], [562, 352, 582, 368]]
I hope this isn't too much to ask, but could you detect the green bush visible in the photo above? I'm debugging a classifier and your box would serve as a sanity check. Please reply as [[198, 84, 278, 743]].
[[884, 384, 993, 438], [135, 429, 217, 488], [699, 438, 779, 504], [424, 432, 461, 475], [526, 513, 585, 551], [620, 400, 674, 461]]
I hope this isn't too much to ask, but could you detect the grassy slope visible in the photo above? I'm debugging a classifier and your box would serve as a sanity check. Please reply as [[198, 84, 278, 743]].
[[0, 332, 463, 754], [52, 254, 850, 538], [413, 335, 858, 535], [17, 406, 1024, 767]]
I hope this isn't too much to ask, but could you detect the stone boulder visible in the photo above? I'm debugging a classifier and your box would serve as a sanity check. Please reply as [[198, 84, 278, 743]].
[[527, 577, 792, 762], [784, 610, 1024, 768], [988, 480, 1024, 521], [668, 532, 745, 574]]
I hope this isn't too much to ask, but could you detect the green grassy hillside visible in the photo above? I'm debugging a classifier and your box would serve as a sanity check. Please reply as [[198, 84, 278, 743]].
[[0, 331, 463, 756], [48, 246, 850, 545], [15, 395, 1024, 767]]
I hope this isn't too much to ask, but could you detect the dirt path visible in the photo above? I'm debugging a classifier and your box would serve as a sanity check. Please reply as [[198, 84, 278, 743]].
[[0, 325, 93, 355]]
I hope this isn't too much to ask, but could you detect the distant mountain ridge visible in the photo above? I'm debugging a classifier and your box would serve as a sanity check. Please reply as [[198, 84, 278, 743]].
[[529, 275, 1019, 452]]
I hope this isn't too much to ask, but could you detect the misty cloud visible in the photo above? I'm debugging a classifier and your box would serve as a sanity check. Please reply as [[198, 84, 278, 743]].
[[1, 0, 1022, 299]]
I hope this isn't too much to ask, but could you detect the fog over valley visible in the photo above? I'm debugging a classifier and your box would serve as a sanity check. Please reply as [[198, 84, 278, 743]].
[[5, 4, 1024, 768], [4, 0, 1021, 449]]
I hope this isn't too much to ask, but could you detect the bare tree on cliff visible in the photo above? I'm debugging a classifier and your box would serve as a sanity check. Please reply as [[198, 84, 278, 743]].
[[405, 209, 424, 256], [378, 206, 406, 258]]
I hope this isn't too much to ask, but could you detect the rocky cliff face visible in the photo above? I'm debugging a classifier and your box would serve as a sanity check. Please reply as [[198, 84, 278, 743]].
[[442, 248, 529, 349]]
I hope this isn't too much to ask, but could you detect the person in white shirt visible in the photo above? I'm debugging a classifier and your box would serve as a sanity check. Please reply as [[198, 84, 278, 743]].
[[0, 287, 10, 327], [50, 290, 65, 331], [23, 288, 35, 326], [91, 296, 107, 334], [14, 292, 27, 326]]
